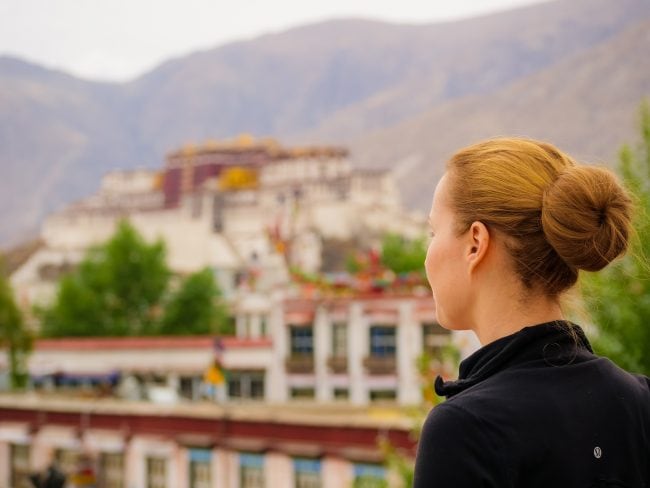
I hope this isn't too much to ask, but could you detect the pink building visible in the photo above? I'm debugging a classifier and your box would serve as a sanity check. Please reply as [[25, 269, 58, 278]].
[[0, 395, 413, 487], [0, 292, 471, 486]]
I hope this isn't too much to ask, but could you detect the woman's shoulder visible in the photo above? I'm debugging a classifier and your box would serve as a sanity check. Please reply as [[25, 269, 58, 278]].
[[415, 401, 513, 487], [423, 399, 497, 438], [594, 356, 650, 395]]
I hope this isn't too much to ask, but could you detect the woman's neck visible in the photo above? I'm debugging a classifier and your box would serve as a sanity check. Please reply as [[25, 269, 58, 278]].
[[471, 289, 565, 346]]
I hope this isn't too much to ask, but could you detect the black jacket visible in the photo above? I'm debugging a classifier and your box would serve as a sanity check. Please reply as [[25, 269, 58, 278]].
[[413, 321, 650, 487]]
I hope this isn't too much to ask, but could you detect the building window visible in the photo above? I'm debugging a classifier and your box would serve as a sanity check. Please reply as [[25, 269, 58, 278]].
[[146, 457, 167, 488], [99, 452, 124, 488], [290, 326, 314, 355], [189, 449, 212, 488], [260, 315, 268, 336], [333, 388, 349, 400], [228, 370, 265, 400], [422, 322, 455, 371], [294, 458, 322, 488], [55, 448, 80, 478], [240, 453, 264, 488], [245, 313, 254, 337], [422, 322, 450, 354], [369, 326, 396, 357], [212, 195, 224, 232], [180, 375, 202, 401], [290, 387, 315, 399], [249, 374, 265, 398], [10, 444, 31, 488], [369, 389, 397, 403], [353, 463, 387, 488], [331, 323, 347, 357]]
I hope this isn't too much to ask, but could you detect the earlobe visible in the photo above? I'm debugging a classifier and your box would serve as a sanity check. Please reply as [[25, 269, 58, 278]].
[[467, 221, 489, 273]]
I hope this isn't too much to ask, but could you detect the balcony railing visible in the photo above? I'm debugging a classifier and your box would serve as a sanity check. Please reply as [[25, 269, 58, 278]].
[[327, 356, 348, 374], [285, 355, 314, 374], [363, 355, 396, 375]]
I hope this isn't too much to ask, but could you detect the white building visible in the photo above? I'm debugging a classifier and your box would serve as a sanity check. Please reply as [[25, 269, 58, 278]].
[[1, 292, 479, 407], [0, 137, 472, 487], [10, 137, 426, 311]]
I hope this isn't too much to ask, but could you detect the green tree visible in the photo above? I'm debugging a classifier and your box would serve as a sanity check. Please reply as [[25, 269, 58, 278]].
[[380, 233, 427, 276], [0, 259, 32, 389], [40, 219, 170, 337], [582, 100, 650, 375], [159, 268, 231, 335]]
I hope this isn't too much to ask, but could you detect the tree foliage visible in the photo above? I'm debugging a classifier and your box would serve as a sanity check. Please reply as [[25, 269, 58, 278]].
[[380, 233, 427, 276], [159, 268, 231, 335], [0, 259, 32, 388], [582, 100, 650, 375], [40, 220, 169, 336], [40, 220, 230, 337]]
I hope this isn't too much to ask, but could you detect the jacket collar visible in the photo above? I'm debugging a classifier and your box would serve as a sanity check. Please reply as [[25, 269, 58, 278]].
[[434, 321, 593, 399]]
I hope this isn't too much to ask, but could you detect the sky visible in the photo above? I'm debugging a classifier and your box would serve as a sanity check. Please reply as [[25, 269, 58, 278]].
[[0, 0, 547, 82]]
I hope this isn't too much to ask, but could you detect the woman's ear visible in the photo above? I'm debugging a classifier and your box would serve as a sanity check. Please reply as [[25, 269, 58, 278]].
[[467, 221, 490, 273]]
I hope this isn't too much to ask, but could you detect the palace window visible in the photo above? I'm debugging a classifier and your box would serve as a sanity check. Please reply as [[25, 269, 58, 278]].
[[260, 314, 268, 336], [369, 389, 397, 403], [422, 322, 454, 366], [228, 370, 265, 400], [290, 387, 315, 400], [290, 326, 314, 356], [99, 452, 124, 488], [331, 323, 347, 358], [10, 444, 31, 488], [240, 453, 264, 488], [212, 195, 224, 232], [189, 449, 212, 488], [294, 458, 322, 488], [422, 322, 450, 354], [369, 326, 396, 357], [54, 448, 80, 478], [179, 375, 203, 401], [146, 457, 167, 488], [333, 388, 349, 400]]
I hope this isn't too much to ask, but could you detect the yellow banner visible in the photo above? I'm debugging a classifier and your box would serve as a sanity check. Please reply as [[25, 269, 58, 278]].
[[219, 167, 258, 190]]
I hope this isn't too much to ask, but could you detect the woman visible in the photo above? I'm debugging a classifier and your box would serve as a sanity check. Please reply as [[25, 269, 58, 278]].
[[413, 138, 650, 487]]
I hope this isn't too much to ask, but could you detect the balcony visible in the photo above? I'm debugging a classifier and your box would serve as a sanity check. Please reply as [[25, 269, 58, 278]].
[[327, 356, 348, 374], [363, 356, 396, 375], [285, 355, 314, 374]]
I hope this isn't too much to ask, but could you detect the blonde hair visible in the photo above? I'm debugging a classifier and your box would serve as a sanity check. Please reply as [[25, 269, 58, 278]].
[[446, 137, 632, 296]]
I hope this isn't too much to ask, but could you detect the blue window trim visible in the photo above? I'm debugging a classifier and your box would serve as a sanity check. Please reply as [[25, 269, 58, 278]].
[[240, 453, 264, 468], [189, 448, 211, 464], [293, 458, 321, 473]]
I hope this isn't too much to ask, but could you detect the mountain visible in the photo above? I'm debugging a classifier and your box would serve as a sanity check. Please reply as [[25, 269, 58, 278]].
[[349, 17, 650, 212], [0, 57, 135, 245], [296, 0, 650, 143], [129, 0, 650, 149], [1, 0, 649, 247]]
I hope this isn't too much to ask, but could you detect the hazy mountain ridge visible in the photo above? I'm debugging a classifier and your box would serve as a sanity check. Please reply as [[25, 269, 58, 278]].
[[295, 0, 650, 142], [1, 0, 649, 247], [0, 57, 138, 245], [349, 17, 650, 211]]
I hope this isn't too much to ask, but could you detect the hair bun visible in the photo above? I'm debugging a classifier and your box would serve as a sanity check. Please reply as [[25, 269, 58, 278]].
[[541, 166, 632, 272]]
